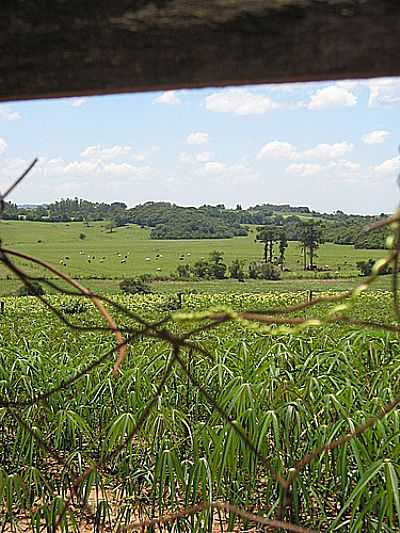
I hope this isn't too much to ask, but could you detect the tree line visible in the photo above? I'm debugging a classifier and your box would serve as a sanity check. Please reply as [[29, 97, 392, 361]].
[[3, 198, 388, 248]]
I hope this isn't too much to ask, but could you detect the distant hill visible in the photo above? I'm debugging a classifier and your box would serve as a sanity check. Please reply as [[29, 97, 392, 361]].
[[3, 198, 389, 248]]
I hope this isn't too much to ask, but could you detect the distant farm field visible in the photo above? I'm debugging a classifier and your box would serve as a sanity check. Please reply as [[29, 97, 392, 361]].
[[0, 220, 388, 294]]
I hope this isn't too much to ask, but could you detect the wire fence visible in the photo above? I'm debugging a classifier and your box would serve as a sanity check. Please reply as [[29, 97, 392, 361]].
[[0, 160, 400, 532]]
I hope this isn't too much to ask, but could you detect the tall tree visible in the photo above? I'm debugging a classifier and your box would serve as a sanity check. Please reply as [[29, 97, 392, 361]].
[[277, 228, 288, 270], [256, 225, 287, 266], [300, 222, 324, 270], [256, 225, 276, 263]]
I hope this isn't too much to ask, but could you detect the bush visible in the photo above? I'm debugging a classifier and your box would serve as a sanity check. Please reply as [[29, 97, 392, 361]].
[[229, 259, 245, 280], [17, 282, 45, 296], [176, 264, 191, 279], [357, 259, 391, 277], [79, 233, 86, 240], [119, 277, 152, 294], [248, 261, 281, 280]]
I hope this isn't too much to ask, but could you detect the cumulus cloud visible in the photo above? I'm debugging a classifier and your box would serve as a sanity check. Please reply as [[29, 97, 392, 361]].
[[205, 89, 279, 115], [195, 161, 258, 185], [257, 141, 353, 161], [308, 86, 357, 110], [257, 141, 297, 160], [367, 78, 400, 107], [154, 90, 182, 105], [187, 132, 208, 145], [286, 163, 322, 176], [38, 157, 152, 181], [362, 130, 391, 144], [80, 145, 132, 160], [204, 161, 226, 173], [0, 105, 21, 120], [371, 157, 400, 178], [287, 159, 361, 179], [301, 142, 353, 160], [71, 98, 87, 108], [0, 137, 7, 154]]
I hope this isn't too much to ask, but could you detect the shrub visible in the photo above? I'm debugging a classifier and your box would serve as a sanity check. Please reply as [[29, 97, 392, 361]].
[[357, 259, 391, 277], [191, 259, 210, 279], [79, 233, 86, 240], [17, 282, 45, 296], [248, 261, 281, 280], [119, 277, 152, 294], [176, 264, 191, 279], [229, 259, 245, 280]]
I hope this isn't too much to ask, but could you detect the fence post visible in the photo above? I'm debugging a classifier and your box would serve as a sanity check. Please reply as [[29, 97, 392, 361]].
[[177, 291, 184, 308]]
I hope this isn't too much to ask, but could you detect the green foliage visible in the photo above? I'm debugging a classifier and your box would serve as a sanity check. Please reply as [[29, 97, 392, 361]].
[[229, 259, 245, 281], [256, 225, 288, 266], [248, 261, 281, 280], [2, 198, 390, 248], [119, 277, 152, 294], [79, 232, 86, 240], [299, 221, 324, 270], [357, 258, 392, 277], [17, 282, 45, 296], [176, 264, 191, 279], [0, 291, 399, 530]]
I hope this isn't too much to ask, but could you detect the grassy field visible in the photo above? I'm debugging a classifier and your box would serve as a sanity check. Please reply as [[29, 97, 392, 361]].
[[0, 220, 387, 295]]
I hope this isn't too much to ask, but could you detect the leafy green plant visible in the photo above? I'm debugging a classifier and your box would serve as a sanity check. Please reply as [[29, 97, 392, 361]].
[[17, 282, 45, 296], [119, 277, 152, 294]]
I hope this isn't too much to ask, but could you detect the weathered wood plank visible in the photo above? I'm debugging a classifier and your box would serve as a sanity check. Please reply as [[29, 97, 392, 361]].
[[0, 0, 399, 102]]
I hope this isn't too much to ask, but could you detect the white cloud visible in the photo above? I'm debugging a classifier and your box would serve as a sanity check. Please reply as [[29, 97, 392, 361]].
[[195, 161, 259, 184], [102, 162, 152, 179], [308, 86, 357, 110], [361, 130, 391, 144], [371, 157, 400, 178], [196, 152, 211, 162], [286, 163, 322, 176], [0, 137, 7, 154], [286, 159, 361, 179], [335, 160, 361, 172], [204, 161, 226, 173], [81, 145, 132, 160], [301, 142, 353, 160], [154, 90, 182, 105], [257, 141, 297, 160], [71, 98, 87, 108], [187, 132, 208, 145], [257, 140, 352, 161], [367, 78, 400, 107], [0, 105, 21, 120], [37, 157, 152, 181], [205, 89, 279, 115]]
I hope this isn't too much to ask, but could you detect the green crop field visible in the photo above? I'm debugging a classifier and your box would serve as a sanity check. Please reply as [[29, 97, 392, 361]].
[[0, 220, 387, 295], [0, 290, 399, 531], [1, 219, 398, 531]]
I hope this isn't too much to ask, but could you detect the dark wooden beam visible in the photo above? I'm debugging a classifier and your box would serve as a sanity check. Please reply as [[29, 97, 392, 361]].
[[0, 0, 399, 102]]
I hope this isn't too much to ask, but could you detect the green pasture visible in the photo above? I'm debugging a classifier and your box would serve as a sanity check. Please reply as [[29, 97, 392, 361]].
[[0, 221, 387, 291]]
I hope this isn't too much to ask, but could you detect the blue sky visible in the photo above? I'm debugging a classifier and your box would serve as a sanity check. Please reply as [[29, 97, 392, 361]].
[[0, 77, 399, 214]]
